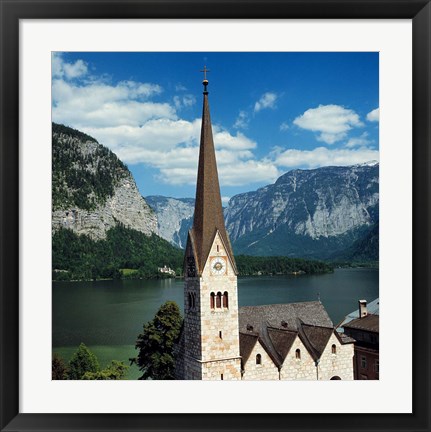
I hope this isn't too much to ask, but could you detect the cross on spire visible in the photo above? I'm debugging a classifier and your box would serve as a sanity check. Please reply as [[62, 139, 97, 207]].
[[200, 65, 210, 81]]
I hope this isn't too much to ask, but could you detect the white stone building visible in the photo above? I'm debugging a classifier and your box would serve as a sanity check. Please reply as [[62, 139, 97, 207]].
[[175, 74, 354, 380]]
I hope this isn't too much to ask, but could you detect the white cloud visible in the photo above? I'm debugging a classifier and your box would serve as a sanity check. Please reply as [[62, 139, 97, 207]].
[[173, 94, 196, 110], [280, 122, 289, 131], [175, 83, 187, 92], [52, 54, 279, 188], [254, 92, 278, 112], [52, 79, 172, 129], [221, 196, 231, 206], [366, 108, 379, 122], [293, 104, 363, 144], [234, 111, 249, 129], [52, 53, 88, 79], [345, 132, 372, 148], [275, 146, 379, 169], [214, 131, 256, 151]]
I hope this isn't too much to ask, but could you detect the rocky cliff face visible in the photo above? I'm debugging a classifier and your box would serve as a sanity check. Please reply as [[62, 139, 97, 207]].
[[147, 163, 379, 260], [145, 196, 195, 248], [52, 123, 157, 240], [225, 163, 379, 258]]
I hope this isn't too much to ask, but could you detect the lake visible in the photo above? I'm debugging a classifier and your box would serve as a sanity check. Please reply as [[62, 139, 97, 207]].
[[53, 268, 378, 379]]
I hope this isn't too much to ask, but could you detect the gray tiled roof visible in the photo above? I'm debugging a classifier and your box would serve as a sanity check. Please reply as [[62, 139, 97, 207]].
[[238, 302, 336, 367], [239, 301, 333, 333], [239, 332, 258, 365], [343, 313, 379, 333]]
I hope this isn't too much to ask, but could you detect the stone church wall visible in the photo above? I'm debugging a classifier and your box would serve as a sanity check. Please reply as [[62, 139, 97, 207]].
[[280, 336, 317, 380], [317, 333, 354, 381], [201, 358, 241, 380], [242, 340, 279, 380], [183, 232, 241, 380]]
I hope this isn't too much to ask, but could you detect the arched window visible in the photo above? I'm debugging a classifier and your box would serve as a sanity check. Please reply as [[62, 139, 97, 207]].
[[256, 354, 262, 365], [210, 292, 215, 309], [295, 349, 301, 360], [189, 293, 196, 310], [331, 344, 337, 354], [330, 376, 341, 380], [216, 292, 222, 308], [223, 291, 229, 308]]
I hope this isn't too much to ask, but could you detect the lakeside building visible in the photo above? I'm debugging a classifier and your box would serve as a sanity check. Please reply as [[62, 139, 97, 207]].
[[174, 72, 354, 380]]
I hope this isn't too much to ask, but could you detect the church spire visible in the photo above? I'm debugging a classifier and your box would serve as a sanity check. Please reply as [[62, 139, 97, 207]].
[[190, 70, 237, 275]]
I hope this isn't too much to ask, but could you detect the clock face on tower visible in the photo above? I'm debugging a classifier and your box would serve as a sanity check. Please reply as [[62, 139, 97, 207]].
[[210, 257, 227, 275]]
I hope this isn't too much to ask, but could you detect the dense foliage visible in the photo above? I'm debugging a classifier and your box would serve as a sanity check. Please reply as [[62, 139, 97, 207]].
[[52, 353, 68, 380], [52, 225, 184, 281], [52, 345, 128, 380], [235, 255, 333, 275], [82, 360, 128, 380], [133, 301, 183, 380], [68, 343, 100, 380], [52, 123, 130, 211]]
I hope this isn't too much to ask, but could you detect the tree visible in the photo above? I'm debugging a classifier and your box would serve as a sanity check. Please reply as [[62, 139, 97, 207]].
[[52, 353, 68, 380], [68, 343, 100, 380], [82, 360, 128, 380], [134, 301, 183, 380]]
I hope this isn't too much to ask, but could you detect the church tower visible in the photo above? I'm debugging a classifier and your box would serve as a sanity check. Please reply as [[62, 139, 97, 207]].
[[182, 69, 242, 380]]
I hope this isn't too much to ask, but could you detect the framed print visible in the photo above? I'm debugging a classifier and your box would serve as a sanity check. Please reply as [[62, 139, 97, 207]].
[[1, 0, 430, 431]]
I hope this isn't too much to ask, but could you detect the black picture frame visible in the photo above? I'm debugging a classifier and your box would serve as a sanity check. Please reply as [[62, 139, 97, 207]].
[[1, 1, 430, 431]]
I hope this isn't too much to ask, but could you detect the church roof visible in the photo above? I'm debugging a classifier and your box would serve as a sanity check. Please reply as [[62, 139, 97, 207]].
[[190, 78, 237, 275], [238, 302, 337, 367], [239, 301, 333, 333], [239, 332, 259, 365]]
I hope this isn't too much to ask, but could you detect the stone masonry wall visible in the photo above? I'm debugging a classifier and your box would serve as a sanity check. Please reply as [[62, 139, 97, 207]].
[[317, 333, 354, 381], [242, 340, 279, 380], [280, 336, 317, 380], [183, 231, 241, 380]]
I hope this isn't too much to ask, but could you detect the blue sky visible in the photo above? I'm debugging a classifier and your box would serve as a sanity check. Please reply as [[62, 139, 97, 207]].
[[52, 52, 379, 202]]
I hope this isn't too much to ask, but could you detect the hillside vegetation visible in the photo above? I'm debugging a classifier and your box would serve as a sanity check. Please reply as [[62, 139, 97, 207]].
[[52, 225, 184, 281]]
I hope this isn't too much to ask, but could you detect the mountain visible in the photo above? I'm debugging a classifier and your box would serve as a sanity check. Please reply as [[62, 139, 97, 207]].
[[225, 163, 379, 259], [52, 123, 157, 240], [145, 196, 195, 249], [341, 222, 379, 262], [147, 164, 379, 261]]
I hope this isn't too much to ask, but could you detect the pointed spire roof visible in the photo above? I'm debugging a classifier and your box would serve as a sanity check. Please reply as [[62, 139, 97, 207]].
[[190, 72, 237, 275]]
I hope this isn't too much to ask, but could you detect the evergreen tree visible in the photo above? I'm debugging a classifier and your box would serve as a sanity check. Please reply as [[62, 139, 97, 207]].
[[68, 343, 100, 380], [134, 301, 183, 380], [82, 360, 128, 380], [52, 353, 68, 380]]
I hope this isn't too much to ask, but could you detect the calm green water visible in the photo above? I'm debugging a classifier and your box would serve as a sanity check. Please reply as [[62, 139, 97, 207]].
[[53, 268, 378, 379]]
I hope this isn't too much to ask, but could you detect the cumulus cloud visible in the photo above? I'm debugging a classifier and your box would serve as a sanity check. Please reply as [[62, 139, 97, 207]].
[[275, 146, 379, 169], [173, 94, 196, 110], [52, 53, 88, 80], [51, 54, 279, 188], [52, 79, 172, 129], [366, 108, 379, 122], [254, 92, 278, 112], [233, 111, 249, 129], [345, 132, 372, 148], [293, 104, 363, 144]]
